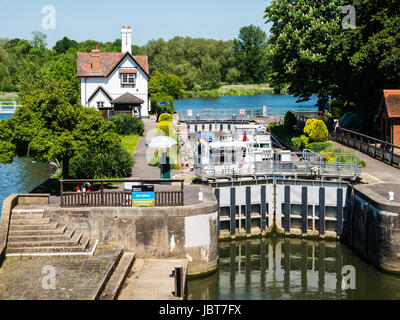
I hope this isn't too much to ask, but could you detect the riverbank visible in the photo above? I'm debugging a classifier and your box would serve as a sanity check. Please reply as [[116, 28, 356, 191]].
[[181, 84, 278, 99], [0, 92, 18, 101]]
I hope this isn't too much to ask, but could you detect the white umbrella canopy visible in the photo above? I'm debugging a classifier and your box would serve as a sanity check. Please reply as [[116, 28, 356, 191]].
[[147, 136, 178, 148]]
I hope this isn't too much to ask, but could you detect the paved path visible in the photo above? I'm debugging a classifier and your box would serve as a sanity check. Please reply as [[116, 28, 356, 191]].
[[131, 116, 161, 180], [329, 141, 400, 184], [0, 244, 120, 300], [118, 259, 187, 300]]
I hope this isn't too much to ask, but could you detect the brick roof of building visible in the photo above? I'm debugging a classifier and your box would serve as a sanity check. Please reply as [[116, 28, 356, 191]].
[[77, 52, 149, 78], [383, 89, 400, 118]]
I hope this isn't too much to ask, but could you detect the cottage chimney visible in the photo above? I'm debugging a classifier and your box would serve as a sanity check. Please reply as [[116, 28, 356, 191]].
[[91, 44, 100, 73], [121, 26, 132, 54]]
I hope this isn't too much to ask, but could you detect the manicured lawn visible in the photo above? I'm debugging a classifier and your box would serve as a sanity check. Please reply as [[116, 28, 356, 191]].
[[120, 134, 140, 156]]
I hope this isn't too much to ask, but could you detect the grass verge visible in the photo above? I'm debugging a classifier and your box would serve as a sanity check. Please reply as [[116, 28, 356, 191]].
[[181, 83, 277, 99], [120, 134, 140, 156]]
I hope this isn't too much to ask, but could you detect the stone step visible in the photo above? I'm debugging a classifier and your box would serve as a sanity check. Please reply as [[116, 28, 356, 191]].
[[7, 238, 90, 254], [99, 252, 136, 300], [9, 222, 59, 231], [12, 213, 44, 220], [7, 233, 83, 248], [8, 229, 75, 242], [10, 218, 51, 225], [9, 225, 67, 236]]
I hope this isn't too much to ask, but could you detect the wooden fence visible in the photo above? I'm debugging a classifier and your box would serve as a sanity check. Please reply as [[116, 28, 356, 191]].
[[60, 179, 184, 208]]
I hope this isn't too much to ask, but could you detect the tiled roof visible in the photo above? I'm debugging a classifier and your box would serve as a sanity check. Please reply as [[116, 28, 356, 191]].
[[112, 93, 144, 105], [383, 89, 400, 118], [77, 52, 149, 77], [119, 68, 138, 74]]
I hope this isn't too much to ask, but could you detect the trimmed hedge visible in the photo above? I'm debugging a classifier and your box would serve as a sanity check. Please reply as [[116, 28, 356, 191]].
[[109, 114, 144, 136]]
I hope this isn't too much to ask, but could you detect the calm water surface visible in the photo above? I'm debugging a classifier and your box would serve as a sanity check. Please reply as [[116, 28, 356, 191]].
[[175, 94, 319, 116], [0, 114, 53, 215], [187, 238, 400, 300]]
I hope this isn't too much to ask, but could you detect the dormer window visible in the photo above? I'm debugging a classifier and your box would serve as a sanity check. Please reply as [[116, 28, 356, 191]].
[[119, 68, 138, 85], [121, 74, 136, 85]]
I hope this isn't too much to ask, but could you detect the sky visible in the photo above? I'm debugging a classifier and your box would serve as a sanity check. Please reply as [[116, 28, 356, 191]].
[[0, 0, 272, 48]]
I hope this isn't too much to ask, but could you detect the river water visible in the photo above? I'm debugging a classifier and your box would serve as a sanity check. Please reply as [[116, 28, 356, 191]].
[[187, 238, 400, 300], [0, 114, 53, 215], [174, 94, 319, 116]]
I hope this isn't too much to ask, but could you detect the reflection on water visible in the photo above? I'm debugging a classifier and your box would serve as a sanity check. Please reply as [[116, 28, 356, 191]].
[[0, 157, 53, 215], [187, 238, 400, 300], [0, 114, 53, 214]]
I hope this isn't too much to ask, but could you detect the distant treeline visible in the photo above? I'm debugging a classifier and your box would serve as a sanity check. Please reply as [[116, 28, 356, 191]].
[[0, 25, 270, 95]]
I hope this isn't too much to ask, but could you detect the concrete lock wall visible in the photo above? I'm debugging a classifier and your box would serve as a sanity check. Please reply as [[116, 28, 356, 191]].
[[43, 186, 218, 277], [213, 179, 349, 239], [347, 185, 400, 273]]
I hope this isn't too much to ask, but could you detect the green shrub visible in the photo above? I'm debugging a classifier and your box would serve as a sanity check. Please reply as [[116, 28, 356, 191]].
[[291, 137, 302, 150], [304, 119, 329, 142], [284, 111, 297, 130], [109, 114, 144, 136], [300, 135, 310, 149], [156, 121, 175, 137], [159, 113, 173, 122], [70, 148, 134, 179], [307, 142, 332, 153]]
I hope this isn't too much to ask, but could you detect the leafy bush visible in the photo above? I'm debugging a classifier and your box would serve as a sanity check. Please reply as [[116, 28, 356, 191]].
[[70, 147, 134, 179], [284, 111, 297, 130], [291, 137, 302, 150], [300, 135, 310, 149], [159, 113, 173, 122], [307, 142, 332, 153], [156, 121, 175, 137], [109, 114, 144, 136], [304, 119, 329, 142]]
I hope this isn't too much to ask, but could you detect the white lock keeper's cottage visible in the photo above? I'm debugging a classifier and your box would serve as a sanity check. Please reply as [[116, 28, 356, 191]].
[[77, 26, 150, 120]]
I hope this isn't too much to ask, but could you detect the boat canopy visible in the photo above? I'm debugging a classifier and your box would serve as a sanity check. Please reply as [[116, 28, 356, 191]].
[[209, 141, 246, 149]]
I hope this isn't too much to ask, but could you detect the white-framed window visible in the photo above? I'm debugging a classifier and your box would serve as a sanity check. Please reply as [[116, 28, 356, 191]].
[[121, 74, 136, 85], [97, 101, 105, 108]]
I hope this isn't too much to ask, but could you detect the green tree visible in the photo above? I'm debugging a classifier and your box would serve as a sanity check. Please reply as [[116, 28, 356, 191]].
[[233, 25, 268, 83], [225, 68, 241, 84], [197, 56, 221, 90], [0, 81, 121, 178], [264, 0, 400, 130], [148, 72, 184, 99], [53, 37, 78, 54]]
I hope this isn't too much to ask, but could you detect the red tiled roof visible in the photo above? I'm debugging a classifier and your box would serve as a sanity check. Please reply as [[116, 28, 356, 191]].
[[383, 89, 400, 118], [77, 52, 149, 78], [119, 68, 138, 74]]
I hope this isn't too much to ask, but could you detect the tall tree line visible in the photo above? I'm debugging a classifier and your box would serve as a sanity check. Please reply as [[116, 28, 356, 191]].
[[0, 26, 270, 95]]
